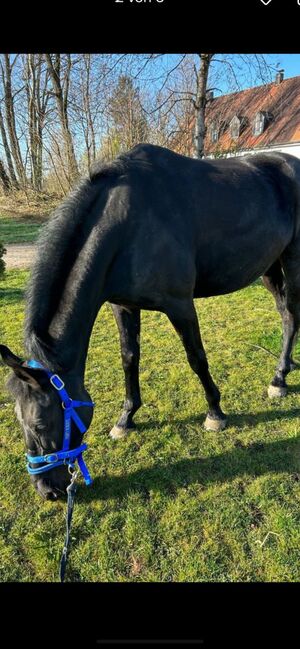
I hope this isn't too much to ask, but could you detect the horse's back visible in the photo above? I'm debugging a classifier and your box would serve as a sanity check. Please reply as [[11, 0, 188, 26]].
[[97, 145, 300, 303]]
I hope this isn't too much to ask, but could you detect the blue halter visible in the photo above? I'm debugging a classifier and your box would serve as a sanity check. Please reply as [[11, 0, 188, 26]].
[[25, 360, 94, 486]]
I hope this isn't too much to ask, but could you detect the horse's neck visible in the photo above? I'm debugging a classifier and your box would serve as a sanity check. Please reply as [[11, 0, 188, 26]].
[[26, 298, 103, 378], [24, 169, 124, 376], [25, 227, 115, 376], [26, 286, 103, 378], [48, 259, 105, 375]]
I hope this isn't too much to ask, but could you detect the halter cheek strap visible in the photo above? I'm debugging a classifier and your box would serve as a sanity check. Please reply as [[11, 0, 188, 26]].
[[25, 360, 94, 486]]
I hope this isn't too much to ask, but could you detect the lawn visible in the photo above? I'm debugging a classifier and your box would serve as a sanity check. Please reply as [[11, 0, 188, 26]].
[[0, 215, 43, 244], [0, 268, 300, 582]]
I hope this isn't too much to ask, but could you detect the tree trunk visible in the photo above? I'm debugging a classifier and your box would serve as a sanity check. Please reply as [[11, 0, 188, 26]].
[[194, 53, 212, 159], [44, 53, 79, 187], [25, 54, 44, 192], [2, 54, 26, 187], [26, 55, 38, 190], [35, 55, 43, 192], [83, 54, 96, 172], [35, 53, 51, 193], [0, 107, 19, 188], [0, 159, 11, 193]]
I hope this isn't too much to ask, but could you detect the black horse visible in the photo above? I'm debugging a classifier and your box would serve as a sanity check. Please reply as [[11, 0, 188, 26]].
[[1, 143, 300, 500]]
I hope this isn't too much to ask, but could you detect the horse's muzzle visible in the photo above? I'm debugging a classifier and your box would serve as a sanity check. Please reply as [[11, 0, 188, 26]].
[[32, 466, 71, 500]]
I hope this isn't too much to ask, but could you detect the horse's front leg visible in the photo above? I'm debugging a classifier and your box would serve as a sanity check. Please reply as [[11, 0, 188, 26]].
[[109, 304, 142, 439]]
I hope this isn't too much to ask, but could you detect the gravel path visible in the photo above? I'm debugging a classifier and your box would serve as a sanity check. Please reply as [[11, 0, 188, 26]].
[[5, 243, 37, 269]]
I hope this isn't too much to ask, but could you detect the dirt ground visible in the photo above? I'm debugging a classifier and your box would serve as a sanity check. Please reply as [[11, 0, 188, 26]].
[[4, 243, 37, 269]]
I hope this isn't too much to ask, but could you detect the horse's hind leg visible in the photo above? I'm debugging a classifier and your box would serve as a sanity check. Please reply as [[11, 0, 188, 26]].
[[263, 259, 299, 398], [109, 304, 142, 439], [166, 299, 226, 431]]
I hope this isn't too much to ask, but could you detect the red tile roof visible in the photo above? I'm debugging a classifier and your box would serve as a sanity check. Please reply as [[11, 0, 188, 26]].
[[204, 75, 300, 155]]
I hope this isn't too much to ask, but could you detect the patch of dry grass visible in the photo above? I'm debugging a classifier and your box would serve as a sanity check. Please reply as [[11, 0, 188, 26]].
[[0, 189, 60, 220]]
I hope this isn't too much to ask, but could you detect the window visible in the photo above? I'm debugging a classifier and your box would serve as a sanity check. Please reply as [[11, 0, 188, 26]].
[[230, 115, 241, 139], [210, 122, 219, 143], [253, 112, 266, 136]]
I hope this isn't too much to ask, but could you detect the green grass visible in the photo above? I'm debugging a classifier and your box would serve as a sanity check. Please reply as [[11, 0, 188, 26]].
[[0, 216, 43, 244], [0, 269, 300, 582]]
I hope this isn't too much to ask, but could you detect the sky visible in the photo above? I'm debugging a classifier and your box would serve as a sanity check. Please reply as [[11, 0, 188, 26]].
[[138, 54, 300, 100], [274, 53, 300, 78], [205, 53, 300, 97]]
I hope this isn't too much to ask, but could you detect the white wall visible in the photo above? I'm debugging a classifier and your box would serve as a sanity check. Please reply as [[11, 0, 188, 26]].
[[212, 141, 300, 160]]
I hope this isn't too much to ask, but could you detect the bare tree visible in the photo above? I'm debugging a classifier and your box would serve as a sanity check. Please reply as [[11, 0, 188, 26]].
[[109, 75, 149, 150], [44, 54, 79, 187], [78, 53, 97, 172], [23, 54, 50, 192], [0, 53, 278, 200], [193, 53, 274, 157], [0, 54, 26, 186], [193, 54, 214, 158], [0, 106, 18, 188], [98, 74, 149, 161], [0, 158, 11, 194], [137, 53, 275, 158]]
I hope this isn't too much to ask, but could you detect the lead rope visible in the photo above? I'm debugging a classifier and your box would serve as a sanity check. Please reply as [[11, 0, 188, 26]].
[[59, 467, 79, 582]]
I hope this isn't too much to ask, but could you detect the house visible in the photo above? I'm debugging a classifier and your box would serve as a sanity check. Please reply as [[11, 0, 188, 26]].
[[204, 71, 300, 159]]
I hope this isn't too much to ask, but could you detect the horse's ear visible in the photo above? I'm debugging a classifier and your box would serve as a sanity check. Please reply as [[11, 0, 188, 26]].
[[0, 344, 23, 368], [0, 344, 47, 390]]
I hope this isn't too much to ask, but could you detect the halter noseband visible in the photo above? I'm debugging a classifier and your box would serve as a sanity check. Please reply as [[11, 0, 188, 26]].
[[25, 360, 94, 486]]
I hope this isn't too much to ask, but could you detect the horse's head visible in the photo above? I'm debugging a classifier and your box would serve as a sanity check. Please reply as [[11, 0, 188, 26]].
[[0, 345, 94, 501]]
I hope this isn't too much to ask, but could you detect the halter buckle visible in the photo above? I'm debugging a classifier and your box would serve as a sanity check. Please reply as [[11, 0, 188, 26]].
[[45, 453, 59, 463], [50, 374, 65, 390]]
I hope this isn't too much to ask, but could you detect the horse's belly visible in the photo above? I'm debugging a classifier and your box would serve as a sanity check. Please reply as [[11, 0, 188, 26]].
[[194, 237, 287, 297], [194, 273, 259, 297]]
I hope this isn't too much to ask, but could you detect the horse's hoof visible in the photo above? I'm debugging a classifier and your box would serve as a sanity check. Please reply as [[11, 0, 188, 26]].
[[109, 425, 130, 440], [267, 384, 287, 399], [204, 415, 227, 432]]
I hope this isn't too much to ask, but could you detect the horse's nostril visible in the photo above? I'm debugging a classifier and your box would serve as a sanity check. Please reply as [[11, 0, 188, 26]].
[[48, 491, 58, 501], [36, 479, 58, 501], [42, 488, 58, 501], [34, 472, 70, 500]]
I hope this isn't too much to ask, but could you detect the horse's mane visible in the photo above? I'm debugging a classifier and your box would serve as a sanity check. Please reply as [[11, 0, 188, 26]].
[[25, 155, 129, 366]]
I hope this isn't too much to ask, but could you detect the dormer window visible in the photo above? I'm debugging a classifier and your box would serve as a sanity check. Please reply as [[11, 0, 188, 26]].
[[230, 115, 241, 139], [230, 115, 247, 140], [210, 122, 219, 143], [253, 112, 266, 136]]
